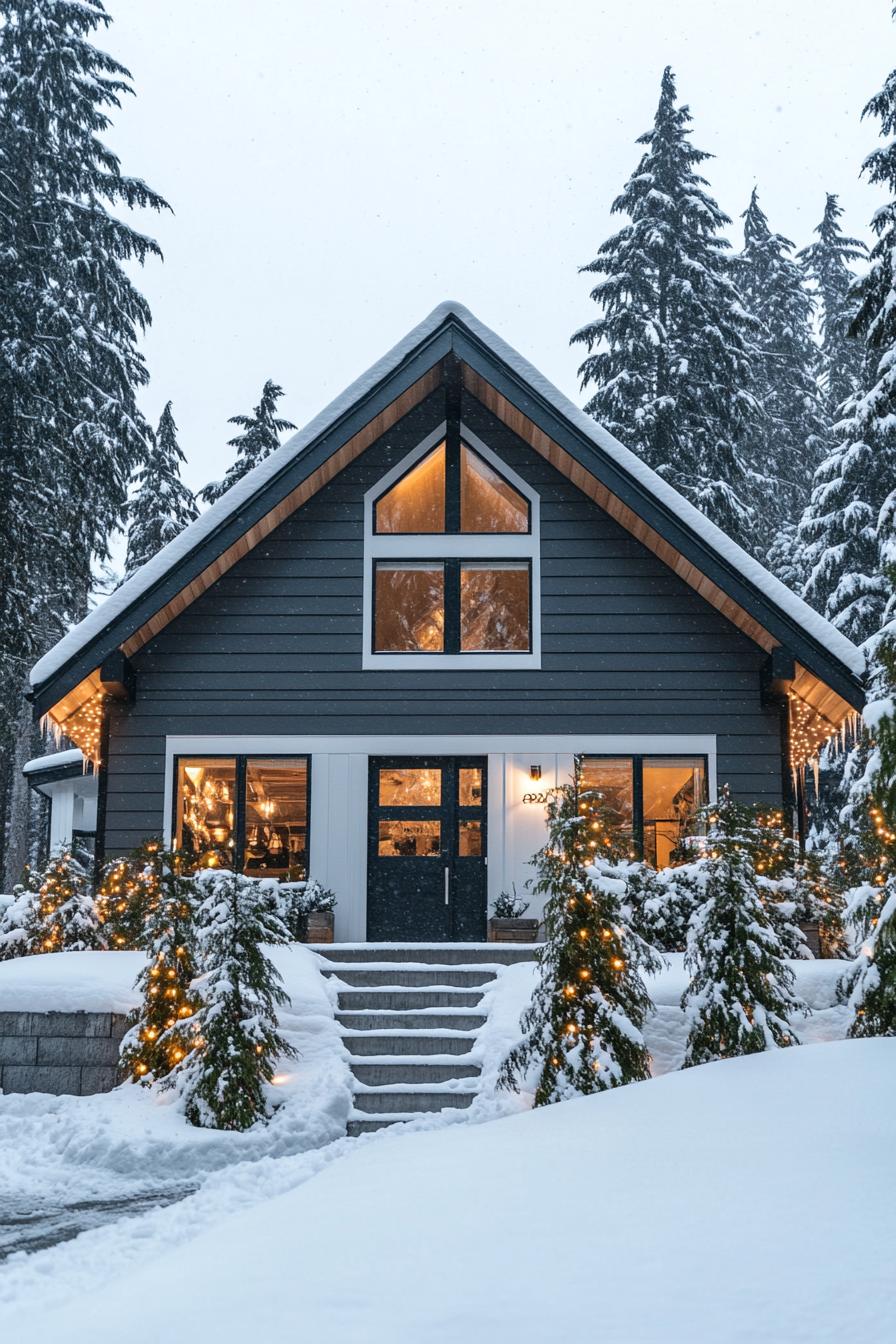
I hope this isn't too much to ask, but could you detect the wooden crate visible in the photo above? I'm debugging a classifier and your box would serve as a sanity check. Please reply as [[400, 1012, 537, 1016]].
[[488, 918, 540, 943]]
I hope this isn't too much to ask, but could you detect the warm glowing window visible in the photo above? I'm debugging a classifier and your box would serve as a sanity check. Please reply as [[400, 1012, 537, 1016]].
[[175, 756, 309, 878], [374, 441, 529, 535], [366, 433, 538, 664], [460, 564, 530, 651], [581, 755, 707, 867], [460, 446, 528, 532], [374, 564, 445, 652], [375, 445, 446, 533], [374, 560, 531, 654]]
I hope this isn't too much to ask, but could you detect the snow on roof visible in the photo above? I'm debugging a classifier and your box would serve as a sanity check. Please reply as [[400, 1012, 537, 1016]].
[[22, 748, 85, 775], [30, 301, 865, 689]]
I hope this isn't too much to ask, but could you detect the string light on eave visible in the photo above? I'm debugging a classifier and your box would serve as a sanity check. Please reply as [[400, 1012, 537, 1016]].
[[787, 691, 842, 795], [46, 692, 110, 769]]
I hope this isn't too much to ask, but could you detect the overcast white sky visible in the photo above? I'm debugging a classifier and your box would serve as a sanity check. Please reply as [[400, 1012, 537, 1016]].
[[106, 0, 892, 503]]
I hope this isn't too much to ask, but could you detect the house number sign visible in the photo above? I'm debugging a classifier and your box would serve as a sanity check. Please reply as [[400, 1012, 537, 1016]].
[[522, 788, 558, 805]]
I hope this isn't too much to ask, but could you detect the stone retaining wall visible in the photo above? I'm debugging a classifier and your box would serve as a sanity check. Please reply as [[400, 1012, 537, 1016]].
[[0, 1011, 128, 1096]]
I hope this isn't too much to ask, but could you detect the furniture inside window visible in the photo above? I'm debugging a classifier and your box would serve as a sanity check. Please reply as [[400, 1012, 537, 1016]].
[[581, 755, 707, 866], [175, 755, 309, 879]]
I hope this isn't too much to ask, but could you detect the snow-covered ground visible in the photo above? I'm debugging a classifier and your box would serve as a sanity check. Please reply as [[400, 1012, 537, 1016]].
[[6, 1037, 893, 1343], [0, 947, 870, 1337]]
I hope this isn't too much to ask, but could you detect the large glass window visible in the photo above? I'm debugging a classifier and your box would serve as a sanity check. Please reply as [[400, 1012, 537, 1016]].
[[581, 755, 707, 867], [374, 564, 445, 652], [175, 756, 309, 879], [460, 564, 530, 652], [374, 560, 531, 655], [374, 441, 529, 535]]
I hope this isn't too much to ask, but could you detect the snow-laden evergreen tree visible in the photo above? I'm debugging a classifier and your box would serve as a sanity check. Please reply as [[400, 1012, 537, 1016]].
[[799, 194, 867, 415], [501, 761, 660, 1104], [200, 380, 296, 505], [173, 870, 296, 1130], [735, 190, 826, 570], [124, 403, 198, 579], [570, 67, 762, 553], [798, 56, 896, 643], [0, 867, 39, 959], [681, 789, 805, 1066], [119, 849, 199, 1083], [0, 0, 168, 887], [839, 532, 896, 1031], [21, 851, 103, 953]]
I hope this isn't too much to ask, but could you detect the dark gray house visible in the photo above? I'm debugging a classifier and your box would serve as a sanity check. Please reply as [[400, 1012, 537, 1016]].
[[29, 303, 865, 943]]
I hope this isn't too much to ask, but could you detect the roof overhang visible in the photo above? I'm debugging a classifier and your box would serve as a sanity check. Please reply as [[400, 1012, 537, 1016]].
[[30, 302, 865, 763]]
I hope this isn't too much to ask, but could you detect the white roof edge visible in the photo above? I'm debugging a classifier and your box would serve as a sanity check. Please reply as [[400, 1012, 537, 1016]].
[[23, 748, 85, 774], [30, 300, 865, 689]]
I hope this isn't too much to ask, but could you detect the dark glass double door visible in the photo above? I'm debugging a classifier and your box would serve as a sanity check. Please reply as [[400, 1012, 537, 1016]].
[[367, 758, 487, 942]]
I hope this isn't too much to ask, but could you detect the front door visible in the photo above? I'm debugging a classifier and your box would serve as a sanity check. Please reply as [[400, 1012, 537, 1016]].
[[367, 758, 487, 942]]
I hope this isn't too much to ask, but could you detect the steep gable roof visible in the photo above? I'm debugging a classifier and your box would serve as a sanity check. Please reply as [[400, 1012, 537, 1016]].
[[30, 302, 864, 736]]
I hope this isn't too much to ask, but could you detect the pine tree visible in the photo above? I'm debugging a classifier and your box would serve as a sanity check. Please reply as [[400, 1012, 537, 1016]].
[[22, 851, 103, 953], [798, 54, 896, 642], [736, 190, 826, 570], [0, 1, 168, 887], [174, 869, 296, 1130], [124, 404, 198, 579], [570, 67, 762, 553], [119, 849, 199, 1082], [840, 559, 896, 1032], [681, 789, 805, 1066], [200, 380, 295, 505], [500, 761, 660, 1104], [798, 194, 867, 415]]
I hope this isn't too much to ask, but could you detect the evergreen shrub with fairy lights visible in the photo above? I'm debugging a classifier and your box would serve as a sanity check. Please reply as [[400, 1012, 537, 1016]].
[[681, 787, 805, 1066], [170, 869, 296, 1130], [97, 840, 176, 950], [500, 758, 661, 1105], [19, 851, 103, 954], [120, 848, 199, 1084]]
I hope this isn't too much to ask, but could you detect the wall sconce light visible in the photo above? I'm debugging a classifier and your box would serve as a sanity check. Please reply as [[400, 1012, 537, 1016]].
[[530, 764, 542, 781]]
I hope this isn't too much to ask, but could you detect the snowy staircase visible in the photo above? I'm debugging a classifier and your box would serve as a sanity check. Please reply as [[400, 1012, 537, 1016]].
[[318, 945, 539, 1137]]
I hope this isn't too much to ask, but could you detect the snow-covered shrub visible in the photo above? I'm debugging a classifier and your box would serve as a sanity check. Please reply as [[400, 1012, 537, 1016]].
[[12, 852, 104, 955], [0, 875, 38, 961], [681, 788, 805, 1065], [623, 859, 701, 952], [173, 869, 296, 1130], [120, 852, 199, 1084], [501, 758, 661, 1105], [274, 878, 336, 940], [491, 885, 530, 919]]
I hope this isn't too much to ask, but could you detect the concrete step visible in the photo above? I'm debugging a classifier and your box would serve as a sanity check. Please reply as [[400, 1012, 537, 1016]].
[[350, 1061, 481, 1085], [353, 1089, 475, 1115], [337, 989, 486, 1011], [342, 1032, 475, 1056], [347, 1117, 401, 1136], [318, 944, 540, 965], [324, 967, 497, 989], [337, 1011, 486, 1032]]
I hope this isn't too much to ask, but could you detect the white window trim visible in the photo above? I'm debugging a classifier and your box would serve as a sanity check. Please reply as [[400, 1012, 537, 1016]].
[[361, 423, 542, 669]]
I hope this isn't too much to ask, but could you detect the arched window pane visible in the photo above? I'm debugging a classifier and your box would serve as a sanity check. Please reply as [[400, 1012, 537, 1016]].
[[460, 446, 529, 533], [375, 444, 445, 533]]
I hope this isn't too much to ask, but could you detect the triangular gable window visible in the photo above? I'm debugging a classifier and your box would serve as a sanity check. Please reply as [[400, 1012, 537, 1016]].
[[374, 442, 529, 535]]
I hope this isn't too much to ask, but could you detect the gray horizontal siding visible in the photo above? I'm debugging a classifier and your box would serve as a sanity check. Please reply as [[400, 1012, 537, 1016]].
[[102, 393, 784, 852]]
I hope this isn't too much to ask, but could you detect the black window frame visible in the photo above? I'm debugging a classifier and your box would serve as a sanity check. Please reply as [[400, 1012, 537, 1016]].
[[581, 753, 709, 863], [171, 753, 311, 878], [372, 439, 532, 537], [372, 557, 533, 655]]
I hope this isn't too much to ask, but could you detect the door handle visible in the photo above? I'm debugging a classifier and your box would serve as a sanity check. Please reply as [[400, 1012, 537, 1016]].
[[444, 866, 450, 905]]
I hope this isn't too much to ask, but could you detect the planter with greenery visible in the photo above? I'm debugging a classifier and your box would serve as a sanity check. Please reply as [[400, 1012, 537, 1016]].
[[488, 886, 539, 942]]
